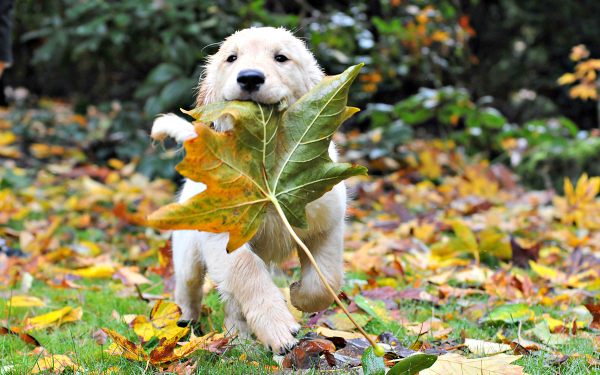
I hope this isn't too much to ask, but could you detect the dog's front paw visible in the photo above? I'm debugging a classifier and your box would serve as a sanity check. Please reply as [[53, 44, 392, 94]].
[[262, 320, 300, 355], [266, 336, 299, 356], [290, 281, 335, 313], [249, 309, 300, 355]]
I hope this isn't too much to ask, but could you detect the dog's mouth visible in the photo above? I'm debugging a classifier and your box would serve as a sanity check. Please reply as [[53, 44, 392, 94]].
[[228, 97, 283, 105], [225, 91, 283, 106]]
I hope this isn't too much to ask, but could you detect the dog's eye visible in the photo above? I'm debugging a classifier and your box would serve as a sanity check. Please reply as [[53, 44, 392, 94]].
[[275, 55, 288, 63], [226, 55, 237, 63]]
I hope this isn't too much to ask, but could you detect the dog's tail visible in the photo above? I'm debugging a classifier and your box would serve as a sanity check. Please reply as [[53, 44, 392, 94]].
[[151, 114, 198, 143]]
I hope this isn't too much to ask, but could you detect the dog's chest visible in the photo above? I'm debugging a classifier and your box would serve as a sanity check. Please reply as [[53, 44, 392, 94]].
[[249, 189, 342, 264]]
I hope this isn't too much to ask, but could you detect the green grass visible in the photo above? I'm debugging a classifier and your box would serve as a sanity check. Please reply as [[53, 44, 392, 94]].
[[0, 279, 279, 374], [2, 276, 598, 374]]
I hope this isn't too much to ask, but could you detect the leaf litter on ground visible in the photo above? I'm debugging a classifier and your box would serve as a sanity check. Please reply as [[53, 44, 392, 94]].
[[0, 72, 600, 374]]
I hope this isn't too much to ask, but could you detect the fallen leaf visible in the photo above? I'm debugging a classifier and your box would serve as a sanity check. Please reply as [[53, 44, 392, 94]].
[[465, 338, 512, 355], [388, 353, 438, 375], [24, 306, 82, 331], [325, 312, 371, 330], [6, 296, 46, 308], [114, 267, 151, 286], [31, 354, 84, 374], [315, 326, 375, 341], [480, 303, 534, 324], [532, 322, 571, 346], [420, 353, 528, 375], [103, 328, 149, 361], [70, 265, 115, 278], [361, 346, 386, 375], [131, 300, 188, 344], [282, 339, 336, 369], [355, 295, 393, 325]]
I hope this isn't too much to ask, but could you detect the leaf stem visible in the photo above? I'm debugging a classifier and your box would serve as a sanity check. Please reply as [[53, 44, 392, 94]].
[[270, 198, 382, 353]]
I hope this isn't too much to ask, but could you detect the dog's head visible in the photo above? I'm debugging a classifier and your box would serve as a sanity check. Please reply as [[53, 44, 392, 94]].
[[197, 27, 324, 107]]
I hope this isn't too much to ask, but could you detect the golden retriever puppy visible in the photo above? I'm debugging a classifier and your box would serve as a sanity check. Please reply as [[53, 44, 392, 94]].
[[152, 27, 347, 355]]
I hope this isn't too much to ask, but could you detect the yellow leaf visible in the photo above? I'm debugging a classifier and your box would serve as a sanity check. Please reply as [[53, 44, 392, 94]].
[[32, 355, 84, 374], [529, 260, 566, 283], [108, 158, 125, 170], [81, 176, 113, 196], [78, 240, 102, 256], [541, 314, 565, 332], [451, 220, 478, 252], [315, 326, 377, 341], [25, 306, 81, 331], [431, 30, 450, 42], [557, 73, 577, 85], [418, 151, 442, 179], [6, 296, 46, 308], [0, 131, 16, 146], [132, 300, 187, 344], [478, 229, 512, 259], [61, 306, 83, 324], [151, 330, 222, 364], [71, 265, 115, 278], [413, 221, 436, 244]]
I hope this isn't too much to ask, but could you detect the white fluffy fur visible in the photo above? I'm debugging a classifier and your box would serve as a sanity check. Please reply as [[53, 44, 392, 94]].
[[151, 27, 347, 355]]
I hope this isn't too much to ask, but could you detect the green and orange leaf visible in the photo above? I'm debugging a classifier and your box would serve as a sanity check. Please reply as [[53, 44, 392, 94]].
[[148, 64, 368, 251]]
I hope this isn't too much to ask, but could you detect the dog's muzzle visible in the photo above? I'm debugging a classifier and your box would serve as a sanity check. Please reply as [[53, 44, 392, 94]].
[[237, 70, 265, 93]]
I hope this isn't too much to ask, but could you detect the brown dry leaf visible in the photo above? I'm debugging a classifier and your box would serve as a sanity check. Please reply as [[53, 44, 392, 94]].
[[0, 326, 45, 350], [420, 353, 529, 375], [587, 354, 600, 367], [113, 266, 151, 286], [465, 338, 512, 355], [102, 328, 149, 361], [283, 339, 336, 369]]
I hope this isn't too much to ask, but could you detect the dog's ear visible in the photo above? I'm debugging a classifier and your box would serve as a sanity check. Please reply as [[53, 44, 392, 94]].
[[196, 80, 209, 107], [304, 59, 325, 92]]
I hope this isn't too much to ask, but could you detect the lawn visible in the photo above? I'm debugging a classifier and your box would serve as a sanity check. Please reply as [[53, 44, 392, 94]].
[[1, 101, 599, 374]]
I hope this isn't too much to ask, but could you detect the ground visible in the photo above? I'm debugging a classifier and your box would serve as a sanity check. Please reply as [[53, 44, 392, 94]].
[[0, 101, 599, 374]]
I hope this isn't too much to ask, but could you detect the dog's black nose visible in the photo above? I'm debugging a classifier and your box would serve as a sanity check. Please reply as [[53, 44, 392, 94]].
[[237, 70, 265, 93]]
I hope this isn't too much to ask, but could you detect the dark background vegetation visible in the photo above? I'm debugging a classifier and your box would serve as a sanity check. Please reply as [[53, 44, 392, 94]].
[[7, 0, 600, 190]]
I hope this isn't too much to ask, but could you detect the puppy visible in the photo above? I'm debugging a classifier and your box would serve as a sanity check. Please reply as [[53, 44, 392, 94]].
[[152, 27, 347, 354]]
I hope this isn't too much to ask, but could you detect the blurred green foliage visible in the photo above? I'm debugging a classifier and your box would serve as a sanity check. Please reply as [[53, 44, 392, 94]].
[[7, 0, 600, 188]]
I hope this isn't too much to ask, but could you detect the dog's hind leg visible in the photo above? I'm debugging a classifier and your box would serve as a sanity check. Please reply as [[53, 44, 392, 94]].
[[202, 234, 300, 355], [289, 222, 345, 313], [172, 230, 206, 324]]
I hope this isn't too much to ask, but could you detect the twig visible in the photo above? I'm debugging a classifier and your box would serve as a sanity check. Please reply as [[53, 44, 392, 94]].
[[271, 199, 383, 355]]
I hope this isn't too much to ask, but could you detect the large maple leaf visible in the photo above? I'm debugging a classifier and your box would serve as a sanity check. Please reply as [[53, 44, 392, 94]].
[[148, 64, 367, 251]]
